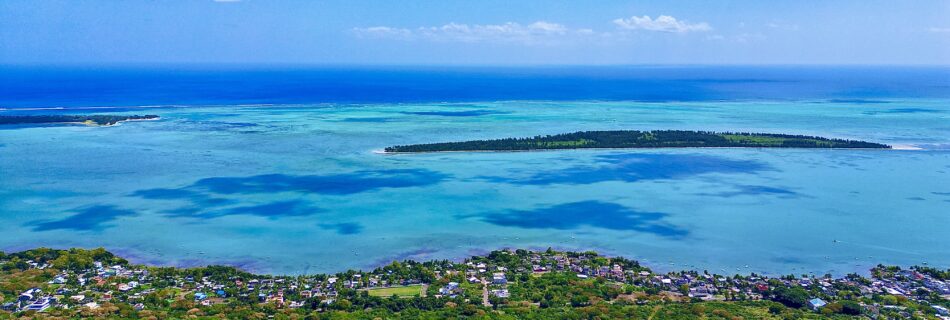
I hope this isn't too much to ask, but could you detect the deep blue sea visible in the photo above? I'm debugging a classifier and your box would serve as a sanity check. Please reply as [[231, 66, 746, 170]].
[[1, 66, 948, 275], [2, 65, 949, 108]]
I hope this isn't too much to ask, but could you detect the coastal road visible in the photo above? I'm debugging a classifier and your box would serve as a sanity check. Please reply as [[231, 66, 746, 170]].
[[481, 279, 491, 307]]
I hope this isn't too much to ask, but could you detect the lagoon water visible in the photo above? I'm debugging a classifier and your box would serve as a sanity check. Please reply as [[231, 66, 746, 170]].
[[1, 66, 949, 275]]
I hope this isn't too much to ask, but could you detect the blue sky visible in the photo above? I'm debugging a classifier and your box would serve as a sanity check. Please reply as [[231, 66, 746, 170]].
[[1, 0, 948, 65]]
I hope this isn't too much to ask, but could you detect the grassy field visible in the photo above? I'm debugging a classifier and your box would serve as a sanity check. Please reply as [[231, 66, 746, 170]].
[[537, 139, 594, 148], [721, 134, 834, 147], [365, 285, 423, 297]]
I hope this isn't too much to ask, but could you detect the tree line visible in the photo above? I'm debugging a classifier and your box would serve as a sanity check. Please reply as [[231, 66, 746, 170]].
[[0, 114, 159, 126], [385, 130, 891, 152]]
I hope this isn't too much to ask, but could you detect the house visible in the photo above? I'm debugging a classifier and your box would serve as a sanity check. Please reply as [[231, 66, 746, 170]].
[[491, 289, 509, 298], [49, 275, 67, 284], [807, 298, 827, 310], [194, 292, 208, 301], [19, 288, 41, 301], [26, 297, 52, 312], [439, 282, 461, 297], [933, 305, 949, 316], [492, 273, 507, 285], [689, 287, 711, 299]]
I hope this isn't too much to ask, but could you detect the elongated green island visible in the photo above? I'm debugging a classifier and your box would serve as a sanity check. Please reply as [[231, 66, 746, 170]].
[[385, 130, 891, 153], [0, 114, 159, 126]]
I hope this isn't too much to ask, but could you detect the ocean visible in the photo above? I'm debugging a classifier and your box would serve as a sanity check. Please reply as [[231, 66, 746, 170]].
[[1, 65, 948, 275]]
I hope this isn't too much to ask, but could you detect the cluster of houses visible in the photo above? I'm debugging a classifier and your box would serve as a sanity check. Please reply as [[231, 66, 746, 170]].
[[432, 261, 509, 305], [2, 261, 148, 313], [2, 249, 948, 319]]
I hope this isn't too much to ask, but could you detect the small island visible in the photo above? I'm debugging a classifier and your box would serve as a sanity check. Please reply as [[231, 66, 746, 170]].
[[385, 130, 891, 153], [0, 114, 160, 126]]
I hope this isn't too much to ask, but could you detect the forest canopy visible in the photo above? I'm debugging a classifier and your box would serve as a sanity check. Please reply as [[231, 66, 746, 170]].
[[385, 130, 891, 152], [0, 114, 159, 126]]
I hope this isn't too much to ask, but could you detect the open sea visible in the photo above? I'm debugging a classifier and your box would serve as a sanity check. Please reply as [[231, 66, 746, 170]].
[[1, 65, 948, 275]]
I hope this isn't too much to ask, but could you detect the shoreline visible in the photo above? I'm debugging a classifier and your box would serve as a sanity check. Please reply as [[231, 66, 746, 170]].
[[891, 143, 924, 150], [24, 242, 924, 278], [1, 115, 161, 128], [376, 145, 911, 155], [0, 244, 928, 278]]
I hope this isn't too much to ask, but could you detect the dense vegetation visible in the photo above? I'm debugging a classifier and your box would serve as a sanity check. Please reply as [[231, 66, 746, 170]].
[[0, 115, 159, 126], [385, 130, 890, 152]]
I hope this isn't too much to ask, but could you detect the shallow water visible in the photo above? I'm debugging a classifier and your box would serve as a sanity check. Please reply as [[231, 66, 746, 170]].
[[1, 99, 948, 275]]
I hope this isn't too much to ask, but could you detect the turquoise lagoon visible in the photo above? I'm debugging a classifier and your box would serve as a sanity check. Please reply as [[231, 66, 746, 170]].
[[1, 99, 949, 275]]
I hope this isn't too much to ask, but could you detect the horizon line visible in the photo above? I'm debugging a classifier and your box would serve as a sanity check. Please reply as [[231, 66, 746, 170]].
[[2, 62, 950, 69]]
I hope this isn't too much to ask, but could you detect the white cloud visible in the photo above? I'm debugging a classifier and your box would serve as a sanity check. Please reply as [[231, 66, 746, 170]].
[[929, 27, 950, 33], [612, 15, 711, 33], [352, 26, 412, 39], [528, 21, 568, 34], [352, 21, 593, 44]]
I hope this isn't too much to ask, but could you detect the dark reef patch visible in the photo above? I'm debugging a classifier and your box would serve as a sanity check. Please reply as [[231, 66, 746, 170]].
[[400, 110, 507, 117], [697, 185, 799, 198], [129, 169, 446, 221], [182, 120, 259, 127], [28, 205, 136, 232], [206, 200, 323, 219], [190, 169, 447, 195], [131, 188, 233, 206], [339, 117, 394, 123], [480, 201, 687, 238], [319, 222, 364, 235], [484, 153, 770, 185], [863, 108, 943, 115], [827, 99, 890, 104], [369, 248, 440, 268], [161, 200, 323, 220], [770, 256, 804, 264]]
